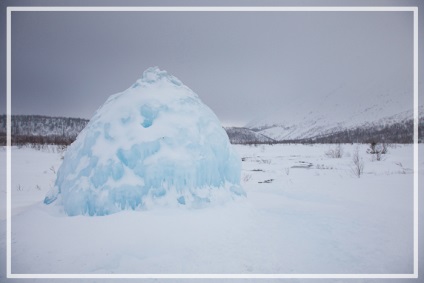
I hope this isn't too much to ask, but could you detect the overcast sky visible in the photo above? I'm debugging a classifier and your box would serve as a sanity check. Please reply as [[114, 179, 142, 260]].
[[1, 0, 423, 126]]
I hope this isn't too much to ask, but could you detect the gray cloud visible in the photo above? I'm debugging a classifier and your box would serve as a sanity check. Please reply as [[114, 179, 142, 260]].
[[1, 0, 422, 126]]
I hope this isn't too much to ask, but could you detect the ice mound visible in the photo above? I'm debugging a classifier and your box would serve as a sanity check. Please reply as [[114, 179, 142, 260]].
[[44, 67, 244, 216]]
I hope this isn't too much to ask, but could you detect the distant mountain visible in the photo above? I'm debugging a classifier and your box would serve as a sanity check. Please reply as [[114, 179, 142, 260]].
[[224, 127, 276, 144], [246, 69, 422, 143], [0, 109, 422, 146], [250, 106, 423, 143], [298, 112, 424, 144]]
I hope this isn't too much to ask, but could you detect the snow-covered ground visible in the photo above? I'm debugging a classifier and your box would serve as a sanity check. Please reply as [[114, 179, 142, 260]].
[[0, 143, 422, 282]]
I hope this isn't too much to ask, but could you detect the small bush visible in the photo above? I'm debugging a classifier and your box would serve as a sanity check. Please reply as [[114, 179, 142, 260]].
[[325, 144, 343, 158], [243, 174, 252, 182], [351, 146, 364, 178], [366, 142, 389, 161]]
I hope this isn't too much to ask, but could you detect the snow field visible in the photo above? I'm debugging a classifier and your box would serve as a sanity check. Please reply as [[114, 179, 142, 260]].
[[0, 143, 421, 278], [0, 146, 64, 220], [237, 143, 415, 273]]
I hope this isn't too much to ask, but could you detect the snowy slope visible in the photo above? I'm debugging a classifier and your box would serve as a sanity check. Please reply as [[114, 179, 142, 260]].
[[225, 127, 275, 144], [247, 70, 420, 141], [259, 106, 424, 142]]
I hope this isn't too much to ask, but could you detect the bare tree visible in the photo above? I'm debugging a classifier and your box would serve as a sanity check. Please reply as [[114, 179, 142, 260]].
[[351, 146, 364, 178]]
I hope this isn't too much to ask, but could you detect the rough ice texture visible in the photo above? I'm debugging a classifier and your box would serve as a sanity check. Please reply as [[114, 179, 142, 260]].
[[44, 67, 244, 216]]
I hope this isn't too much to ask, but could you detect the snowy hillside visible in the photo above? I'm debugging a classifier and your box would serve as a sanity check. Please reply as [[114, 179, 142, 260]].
[[4, 111, 420, 146], [1, 83, 422, 145], [225, 127, 276, 144], [258, 106, 424, 143], [246, 70, 421, 141]]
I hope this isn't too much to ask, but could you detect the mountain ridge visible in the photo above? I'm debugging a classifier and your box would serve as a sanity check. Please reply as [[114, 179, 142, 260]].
[[1, 110, 422, 145], [245, 67, 421, 143]]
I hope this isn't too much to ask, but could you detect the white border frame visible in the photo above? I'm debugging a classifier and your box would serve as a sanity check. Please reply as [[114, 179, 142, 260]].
[[6, 6, 419, 279]]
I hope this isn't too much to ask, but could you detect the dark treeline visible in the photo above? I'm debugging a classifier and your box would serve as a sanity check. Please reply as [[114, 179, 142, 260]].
[[225, 127, 276, 144], [0, 114, 422, 146], [0, 115, 88, 146], [299, 118, 424, 144], [229, 117, 424, 145], [0, 134, 76, 146], [0, 115, 88, 136]]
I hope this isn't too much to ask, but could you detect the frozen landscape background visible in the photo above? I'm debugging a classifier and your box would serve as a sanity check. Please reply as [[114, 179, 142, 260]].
[[1, 0, 424, 282]]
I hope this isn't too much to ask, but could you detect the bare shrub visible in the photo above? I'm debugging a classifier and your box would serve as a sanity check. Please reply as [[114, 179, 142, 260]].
[[243, 174, 252, 182], [381, 143, 389, 154], [259, 158, 271, 164], [316, 164, 333, 170], [375, 150, 382, 161], [351, 146, 364, 178], [394, 162, 412, 174], [395, 162, 406, 174], [367, 142, 389, 161], [325, 144, 343, 158]]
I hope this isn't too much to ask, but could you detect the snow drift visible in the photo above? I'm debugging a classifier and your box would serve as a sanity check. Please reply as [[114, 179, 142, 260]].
[[44, 67, 244, 216]]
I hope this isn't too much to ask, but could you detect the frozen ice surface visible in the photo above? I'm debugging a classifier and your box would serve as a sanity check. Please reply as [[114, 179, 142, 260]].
[[44, 67, 244, 216]]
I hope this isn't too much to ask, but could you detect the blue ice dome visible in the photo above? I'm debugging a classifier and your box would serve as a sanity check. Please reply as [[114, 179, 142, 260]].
[[44, 67, 245, 216]]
